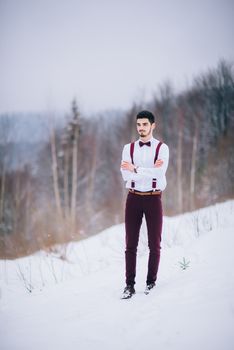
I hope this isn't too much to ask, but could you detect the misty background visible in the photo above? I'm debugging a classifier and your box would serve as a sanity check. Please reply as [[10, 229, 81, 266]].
[[0, 0, 234, 258]]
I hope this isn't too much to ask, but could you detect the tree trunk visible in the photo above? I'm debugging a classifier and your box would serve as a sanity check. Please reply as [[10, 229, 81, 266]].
[[63, 147, 70, 220], [70, 126, 78, 232], [190, 123, 198, 210], [177, 109, 184, 213], [50, 126, 62, 218], [0, 163, 6, 223], [85, 139, 97, 221]]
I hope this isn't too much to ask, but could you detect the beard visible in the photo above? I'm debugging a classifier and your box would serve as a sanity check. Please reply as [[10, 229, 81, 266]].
[[139, 128, 151, 138]]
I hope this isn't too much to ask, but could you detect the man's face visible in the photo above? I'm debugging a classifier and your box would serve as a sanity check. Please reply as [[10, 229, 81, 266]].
[[136, 118, 155, 138]]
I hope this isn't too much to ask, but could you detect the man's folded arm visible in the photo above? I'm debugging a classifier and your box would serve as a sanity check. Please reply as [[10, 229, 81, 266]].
[[137, 144, 169, 179], [120, 145, 144, 182]]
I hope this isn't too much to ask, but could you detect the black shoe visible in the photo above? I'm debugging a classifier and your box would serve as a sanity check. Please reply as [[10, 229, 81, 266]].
[[121, 285, 135, 299], [144, 282, 155, 295]]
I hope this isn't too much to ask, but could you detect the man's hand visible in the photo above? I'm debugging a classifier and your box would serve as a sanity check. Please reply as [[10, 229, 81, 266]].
[[121, 161, 135, 172], [154, 159, 163, 168]]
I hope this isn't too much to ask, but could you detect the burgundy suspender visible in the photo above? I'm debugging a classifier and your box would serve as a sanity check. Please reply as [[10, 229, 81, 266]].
[[130, 142, 135, 165], [153, 141, 163, 190], [154, 141, 163, 163], [130, 142, 135, 188]]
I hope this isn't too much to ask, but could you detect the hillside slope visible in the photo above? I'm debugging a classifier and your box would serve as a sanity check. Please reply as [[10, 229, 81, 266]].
[[0, 201, 234, 350]]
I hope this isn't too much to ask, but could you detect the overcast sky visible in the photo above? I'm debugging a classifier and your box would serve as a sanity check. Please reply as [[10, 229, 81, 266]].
[[0, 0, 233, 115]]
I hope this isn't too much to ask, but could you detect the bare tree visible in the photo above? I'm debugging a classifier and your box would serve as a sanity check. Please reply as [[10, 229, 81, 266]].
[[70, 100, 80, 232], [50, 120, 63, 218], [0, 116, 14, 225], [61, 128, 70, 221], [176, 104, 184, 213]]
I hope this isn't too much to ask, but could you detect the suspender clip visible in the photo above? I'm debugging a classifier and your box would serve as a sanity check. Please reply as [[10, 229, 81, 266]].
[[131, 180, 135, 189], [152, 178, 157, 190]]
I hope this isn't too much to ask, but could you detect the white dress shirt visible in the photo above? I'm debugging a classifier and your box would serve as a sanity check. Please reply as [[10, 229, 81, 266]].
[[121, 137, 169, 191]]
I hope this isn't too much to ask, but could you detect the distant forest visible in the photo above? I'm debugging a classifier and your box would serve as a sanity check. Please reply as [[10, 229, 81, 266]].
[[0, 60, 233, 258]]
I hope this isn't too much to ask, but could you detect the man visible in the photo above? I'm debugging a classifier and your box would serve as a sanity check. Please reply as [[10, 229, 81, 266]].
[[120, 110, 169, 299]]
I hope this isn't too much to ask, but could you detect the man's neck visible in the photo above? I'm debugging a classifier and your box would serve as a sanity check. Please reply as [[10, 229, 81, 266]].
[[140, 135, 153, 142]]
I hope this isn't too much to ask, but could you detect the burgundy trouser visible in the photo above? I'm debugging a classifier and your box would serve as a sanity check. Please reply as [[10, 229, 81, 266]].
[[125, 191, 163, 286]]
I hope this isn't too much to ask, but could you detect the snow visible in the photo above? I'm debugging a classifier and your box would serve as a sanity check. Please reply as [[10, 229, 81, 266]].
[[0, 200, 234, 350]]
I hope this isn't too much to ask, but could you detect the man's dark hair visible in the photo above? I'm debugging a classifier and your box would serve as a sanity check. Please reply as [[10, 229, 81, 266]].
[[136, 110, 155, 124]]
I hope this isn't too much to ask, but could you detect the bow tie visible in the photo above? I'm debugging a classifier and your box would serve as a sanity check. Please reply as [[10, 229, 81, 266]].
[[139, 141, 151, 147]]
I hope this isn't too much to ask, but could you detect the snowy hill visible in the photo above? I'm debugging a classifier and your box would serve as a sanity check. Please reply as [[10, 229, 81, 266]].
[[0, 200, 234, 350]]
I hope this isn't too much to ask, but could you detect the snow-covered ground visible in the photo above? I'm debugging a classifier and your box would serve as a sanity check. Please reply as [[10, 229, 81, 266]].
[[0, 200, 234, 350]]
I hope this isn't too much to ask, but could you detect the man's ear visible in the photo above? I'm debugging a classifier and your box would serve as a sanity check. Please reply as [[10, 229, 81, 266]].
[[152, 122, 156, 130]]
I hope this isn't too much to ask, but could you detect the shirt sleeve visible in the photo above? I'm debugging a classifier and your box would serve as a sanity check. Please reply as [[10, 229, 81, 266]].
[[136, 143, 169, 178], [120, 144, 145, 182]]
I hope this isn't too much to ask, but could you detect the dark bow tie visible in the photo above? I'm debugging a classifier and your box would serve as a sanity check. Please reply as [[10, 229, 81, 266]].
[[139, 141, 151, 147]]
